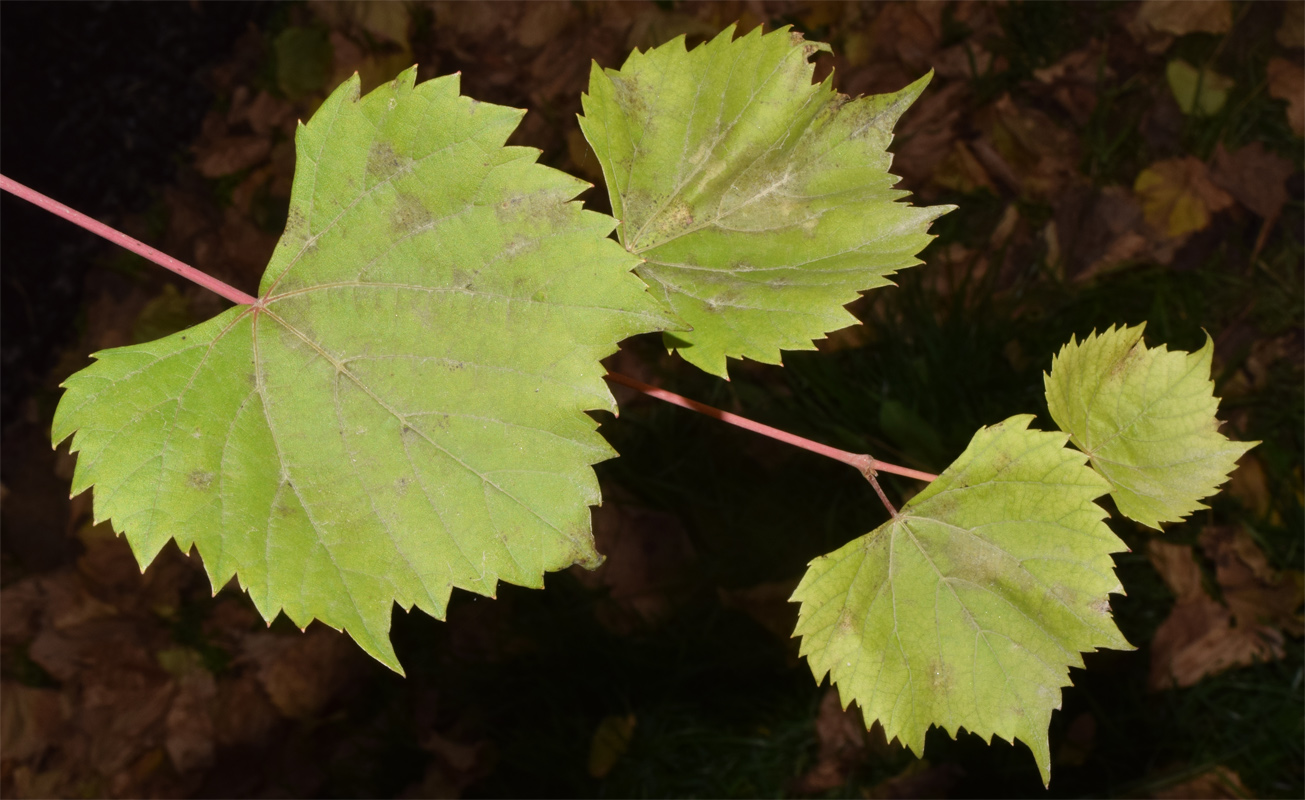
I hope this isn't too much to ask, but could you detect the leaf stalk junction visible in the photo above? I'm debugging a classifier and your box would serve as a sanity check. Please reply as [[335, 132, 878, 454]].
[[1, 173, 936, 516]]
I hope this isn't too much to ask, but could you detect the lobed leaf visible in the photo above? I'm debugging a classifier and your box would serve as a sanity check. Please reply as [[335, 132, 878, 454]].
[[791, 416, 1131, 785], [580, 24, 949, 377], [52, 68, 676, 671], [1044, 324, 1256, 530]]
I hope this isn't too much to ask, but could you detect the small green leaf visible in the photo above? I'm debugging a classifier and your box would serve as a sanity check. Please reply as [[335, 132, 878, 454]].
[[580, 24, 948, 377], [52, 69, 675, 672], [1044, 324, 1255, 530], [1166, 59, 1233, 117], [791, 416, 1130, 786]]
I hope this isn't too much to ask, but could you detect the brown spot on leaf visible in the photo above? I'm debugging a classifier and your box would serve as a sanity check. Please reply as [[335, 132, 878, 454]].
[[836, 608, 857, 634], [1108, 338, 1147, 378], [188, 471, 215, 491], [283, 207, 308, 241], [390, 191, 432, 236], [365, 140, 410, 183]]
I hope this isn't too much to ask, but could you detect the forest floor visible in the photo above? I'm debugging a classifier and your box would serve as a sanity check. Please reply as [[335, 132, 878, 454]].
[[1, 2, 1301, 798]]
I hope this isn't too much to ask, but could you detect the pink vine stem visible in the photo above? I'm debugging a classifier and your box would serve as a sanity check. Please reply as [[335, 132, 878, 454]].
[[2, 173, 937, 507], [1, 174, 259, 307], [604, 372, 938, 506]]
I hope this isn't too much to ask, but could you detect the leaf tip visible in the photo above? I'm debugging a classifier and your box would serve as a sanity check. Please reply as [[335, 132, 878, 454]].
[[899, 69, 937, 103]]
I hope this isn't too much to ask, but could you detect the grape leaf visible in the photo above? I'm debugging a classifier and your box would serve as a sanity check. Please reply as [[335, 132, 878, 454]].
[[1044, 324, 1256, 530], [51, 68, 675, 671], [790, 416, 1131, 785], [579, 24, 949, 377]]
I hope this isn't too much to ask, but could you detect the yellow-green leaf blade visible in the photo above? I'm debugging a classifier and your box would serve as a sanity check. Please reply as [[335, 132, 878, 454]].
[[52, 68, 676, 672], [1044, 324, 1256, 530], [791, 416, 1131, 786], [579, 25, 949, 377]]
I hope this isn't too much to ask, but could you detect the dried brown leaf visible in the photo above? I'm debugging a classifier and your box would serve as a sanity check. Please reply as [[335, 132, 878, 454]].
[[212, 673, 280, 747], [240, 625, 365, 719], [625, 8, 719, 52], [161, 651, 217, 773], [1150, 764, 1251, 799], [574, 504, 695, 632], [1210, 142, 1293, 220], [401, 729, 493, 798], [790, 688, 868, 794], [1055, 185, 1142, 279], [1032, 43, 1113, 124], [1226, 452, 1273, 521], [327, 29, 414, 95], [1278, 2, 1305, 49], [228, 88, 293, 137], [192, 132, 271, 179], [1148, 540, 1206, 601], [515, 2, 572, 49], [891, 82, 970, 192], [1053, 712, 1097, 767], [718, 578, 801, 645], [863, 759, 966, 799], [1201, 526, 1305, 637], [0, 681, 66, 762], [980, 94, 1080, 199], [933, 40, 994, 82], [1147, 532, 1304, 690], [1147, 590, 1274, 690], [931, 140, 998, 194], [78, 648, 177, 774], [311, 0, 410, 46], [1135, 0, 1232, 38]]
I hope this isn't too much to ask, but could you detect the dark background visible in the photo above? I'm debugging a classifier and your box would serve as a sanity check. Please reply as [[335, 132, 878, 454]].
[[2, 2, 1301, 798]]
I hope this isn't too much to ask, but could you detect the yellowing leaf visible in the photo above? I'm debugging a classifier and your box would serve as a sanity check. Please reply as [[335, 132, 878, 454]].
[[1166, 59, 1233, 116], [791, 416, 1130, 786], [587, 714, 636, 778], [1044, 325, 1256, 530], [580, 25, 947, 377], [1134, 157, 1234, 239], [52, 69, 676, 671]]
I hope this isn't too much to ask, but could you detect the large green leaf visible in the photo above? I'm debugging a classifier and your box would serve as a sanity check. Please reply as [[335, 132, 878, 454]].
[[579, 24, 948, 377], [1044, 324, 1255, 530], [52, 68, 675, 671], [790, 416, 1131, 785]]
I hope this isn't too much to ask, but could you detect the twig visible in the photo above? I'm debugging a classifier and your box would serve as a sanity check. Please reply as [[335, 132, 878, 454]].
[[1, 174, 259, 307], [604, 372, 938, 505]]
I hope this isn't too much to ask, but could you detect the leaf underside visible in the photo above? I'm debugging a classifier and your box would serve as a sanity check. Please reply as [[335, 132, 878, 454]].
[[580, 24, 949, 378], [52, 68, 675, 671], [791, 416, 1132, 786], [1044, 324, 1256, 530]]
